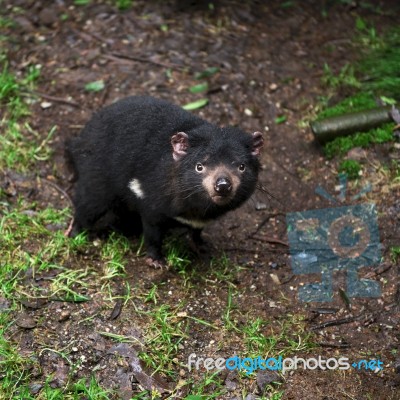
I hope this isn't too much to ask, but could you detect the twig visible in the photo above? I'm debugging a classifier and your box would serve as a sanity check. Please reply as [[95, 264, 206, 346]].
[[364, 263, 392, 278], [317, 341, 351, 348], [222, 246, 286, 254], [311, 314, 363, 331], [23, 91, 80, 108], [40, 178, 75, 237], [40, 178, 73, 206], [311, 307, 339, 315], [103, 52, 185, 70], [64, 218, 74, 238], [250, 235, 289, 247]]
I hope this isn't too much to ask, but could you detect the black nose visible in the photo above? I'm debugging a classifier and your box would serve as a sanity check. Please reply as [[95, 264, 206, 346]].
[[214, 177, 232, 196]]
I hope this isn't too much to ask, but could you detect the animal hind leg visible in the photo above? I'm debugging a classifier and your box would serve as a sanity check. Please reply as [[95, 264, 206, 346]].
[[70, 182, 113, 236]]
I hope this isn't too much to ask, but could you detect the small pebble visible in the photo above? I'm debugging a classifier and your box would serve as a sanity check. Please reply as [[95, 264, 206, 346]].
[[40, 101, 52, 109], [59, 310, 71, 322], [269, 83, 278, 91], [255, 202, 268, 211], [244, 108, 253, 116]]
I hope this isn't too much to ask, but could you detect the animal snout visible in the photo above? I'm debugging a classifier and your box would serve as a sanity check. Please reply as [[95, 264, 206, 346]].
[[214, 177, 232, 196]]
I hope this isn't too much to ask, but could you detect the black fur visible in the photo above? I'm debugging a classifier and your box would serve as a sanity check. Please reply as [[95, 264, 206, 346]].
[[66, 96, 263, 262]]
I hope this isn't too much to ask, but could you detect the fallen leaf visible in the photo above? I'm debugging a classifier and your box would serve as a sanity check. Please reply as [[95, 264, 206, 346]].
[[182, 98, 208, 111]]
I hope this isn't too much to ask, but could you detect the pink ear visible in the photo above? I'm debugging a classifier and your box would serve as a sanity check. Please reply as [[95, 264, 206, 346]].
[[251, 131, 263, 156], [171, 132, 189, 161]]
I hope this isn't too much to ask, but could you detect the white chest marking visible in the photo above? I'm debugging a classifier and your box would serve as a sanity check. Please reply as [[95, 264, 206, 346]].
[[174, 216, 209, 229], [128, 178, 145, 199]]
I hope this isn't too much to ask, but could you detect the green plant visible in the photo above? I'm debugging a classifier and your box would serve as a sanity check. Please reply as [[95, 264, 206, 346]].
[[189, 372, 226, 398], [223, 287, 239, 332], [324, 124, 393, 158], [209, 253, 240, 283], [0, 315, 35, 398], [72, 376, 112, 398], [317, 26, 400, 158], [242, 314, 315, 359], [164, 236, 192, 272], [139, 304, 187, 377], [391, 247, 400, 263], [100, 233, 130, 280], [74, 0, 91, 5], [84, 79, 105, 92], [0, 63, 19, 102], [339, 160, 362, 180], [0, 123, 56, 172], [316, 92, 377, 120], [322, 63, 360, 89], [114, 0, 133, 10], [0, 17, 15, 29]]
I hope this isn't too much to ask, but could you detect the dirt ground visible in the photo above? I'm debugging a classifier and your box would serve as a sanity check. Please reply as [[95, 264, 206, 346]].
[[2, 0, 400, 399]]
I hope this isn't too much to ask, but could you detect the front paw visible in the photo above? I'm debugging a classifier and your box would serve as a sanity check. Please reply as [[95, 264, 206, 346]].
[[145, 257, 168, 269], [189, 231, 209, 256]]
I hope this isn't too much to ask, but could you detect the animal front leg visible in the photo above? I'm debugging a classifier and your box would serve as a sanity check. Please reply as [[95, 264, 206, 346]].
[[142, 219, 166, 268]]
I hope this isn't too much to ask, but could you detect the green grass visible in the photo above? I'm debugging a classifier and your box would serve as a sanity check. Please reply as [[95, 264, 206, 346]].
[[0, 63, 19, 101], [242, 315, 315, 359], [74, 0, 134, 10], [209, 253, 240, 283], [0, 48, 118, 392], [1, 123, 56, 172], [358, 26, 400, 97], [316, 92, 377, 120], [0, 198, 124, 397], [0, 60, 49, 172], [324, 123, 393, 159], [188, 372, 227, 398], [322, 62, 360, 90], [164, 235, 192, 272], [139, 304, 187, 377], [391, 247, 400, 263], [317, 23, 400, 158], [0, 315, 35, 398], [113, 0, 134, 10], [100, 233, 130, 279], [338, 159, 362, 180], [0, 16, 15, 29]]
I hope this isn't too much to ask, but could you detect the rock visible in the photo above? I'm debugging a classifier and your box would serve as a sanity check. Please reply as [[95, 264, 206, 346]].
[[0, 297, 11, 311], [14, 16, 35, 32], [255, 202, 268, 211], [40, 101, 52, 109], [256, 370, 283, 392], [58, 310, 71, 322], [38, 8, 58, 27], [15, 313, 37, 329], [29, 383, 43, 395], [395, 358, 400, 374], [225, 370, 238, 392], [346, 147, 367, 161]]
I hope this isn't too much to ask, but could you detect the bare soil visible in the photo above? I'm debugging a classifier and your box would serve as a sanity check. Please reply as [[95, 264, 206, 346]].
[[2, 0, 400, 399]]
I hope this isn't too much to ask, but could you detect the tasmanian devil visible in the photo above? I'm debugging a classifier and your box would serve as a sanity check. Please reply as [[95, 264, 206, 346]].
[[66, 96, 263, 267]]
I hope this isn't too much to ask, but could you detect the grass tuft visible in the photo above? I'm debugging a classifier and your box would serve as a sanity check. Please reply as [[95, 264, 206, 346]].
[[318, 24, 400, 158], [338, 159, 362, 180]]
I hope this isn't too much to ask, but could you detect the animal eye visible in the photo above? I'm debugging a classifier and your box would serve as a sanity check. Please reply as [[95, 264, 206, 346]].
[[196, 163, 204, 172], [238, 163, 246, 172]]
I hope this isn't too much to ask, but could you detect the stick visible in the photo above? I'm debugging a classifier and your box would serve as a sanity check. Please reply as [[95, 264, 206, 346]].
[[23, 91, 80, 107], [311, 314, 363, 330], [103, 52, 184, 70]]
